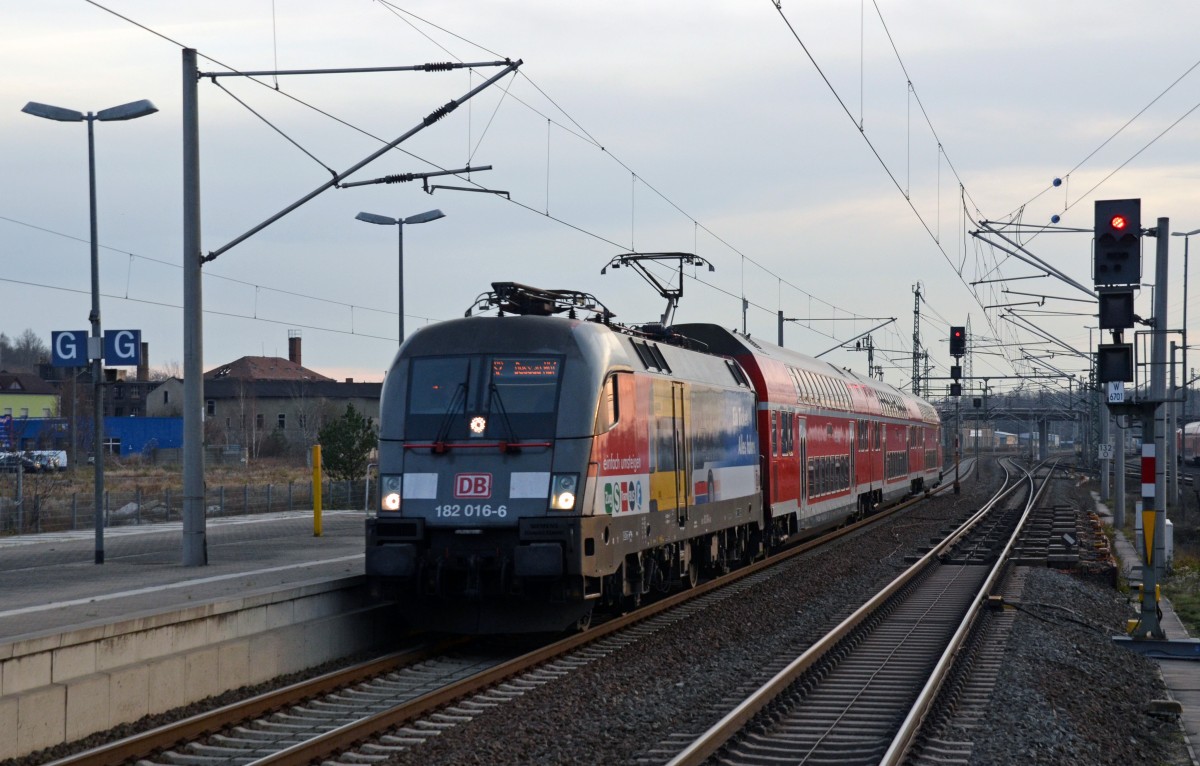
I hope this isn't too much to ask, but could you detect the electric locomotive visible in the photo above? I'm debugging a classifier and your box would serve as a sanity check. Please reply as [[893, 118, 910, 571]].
[[366, 283, 763, 632], [366, 282, 943, 633]]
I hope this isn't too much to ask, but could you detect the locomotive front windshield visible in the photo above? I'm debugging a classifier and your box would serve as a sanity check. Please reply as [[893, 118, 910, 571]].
[[406, 355, 562, 440]]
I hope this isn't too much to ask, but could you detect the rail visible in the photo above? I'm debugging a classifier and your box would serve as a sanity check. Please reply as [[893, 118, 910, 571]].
[[665, 457, 1044, 766], [881, 459, 1055, 764], [47, 464, 972, 766]]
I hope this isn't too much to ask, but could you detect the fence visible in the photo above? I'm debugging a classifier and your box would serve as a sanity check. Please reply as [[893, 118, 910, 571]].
[[0, 470, 378, 535]]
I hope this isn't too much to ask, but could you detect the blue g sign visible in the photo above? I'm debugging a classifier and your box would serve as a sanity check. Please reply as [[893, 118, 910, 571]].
[[104, 330, 142, 366], [51, 330, 89, 368]]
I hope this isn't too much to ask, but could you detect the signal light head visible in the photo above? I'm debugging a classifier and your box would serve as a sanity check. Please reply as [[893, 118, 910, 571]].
[[1111, 214, 1128, 231]]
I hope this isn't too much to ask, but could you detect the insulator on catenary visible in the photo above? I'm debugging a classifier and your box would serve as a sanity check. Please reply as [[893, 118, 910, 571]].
[[423, 62, 455, 72], [383, 173, 418, 184], [423, 101, 459, 126]]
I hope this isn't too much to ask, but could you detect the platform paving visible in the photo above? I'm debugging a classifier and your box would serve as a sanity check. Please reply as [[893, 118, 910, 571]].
[[0, 510, 367, 642]]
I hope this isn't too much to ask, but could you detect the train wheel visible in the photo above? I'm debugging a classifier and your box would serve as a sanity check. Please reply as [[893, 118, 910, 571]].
[[683, 560, 699, 589]]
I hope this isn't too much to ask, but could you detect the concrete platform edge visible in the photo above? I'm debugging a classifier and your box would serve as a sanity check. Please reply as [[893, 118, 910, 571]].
[[0, 577, 396, 760]]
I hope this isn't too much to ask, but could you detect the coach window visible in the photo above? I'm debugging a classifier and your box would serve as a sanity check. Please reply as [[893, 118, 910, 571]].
[[594, 374, 621, 434]]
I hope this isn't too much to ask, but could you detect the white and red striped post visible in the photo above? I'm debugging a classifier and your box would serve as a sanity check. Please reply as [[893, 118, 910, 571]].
[[1141, 443, 1156, 567]]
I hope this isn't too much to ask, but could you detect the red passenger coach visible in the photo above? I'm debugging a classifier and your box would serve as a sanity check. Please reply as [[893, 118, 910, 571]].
[[1183, 422, 1200, 465], [672, 325, 942, 543]]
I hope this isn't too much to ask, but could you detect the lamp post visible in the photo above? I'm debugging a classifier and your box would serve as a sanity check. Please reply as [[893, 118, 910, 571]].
[[21, 98, 158, 564], [1172, 228, 1200, 424], [355, 209, 445, 343]]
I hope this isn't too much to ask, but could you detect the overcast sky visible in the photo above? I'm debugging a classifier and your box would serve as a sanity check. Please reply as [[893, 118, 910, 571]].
[[3, 1, 1199, 397]]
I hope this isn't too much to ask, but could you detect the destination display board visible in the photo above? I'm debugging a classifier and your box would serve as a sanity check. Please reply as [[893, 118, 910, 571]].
[[491, 357, 560, 380]]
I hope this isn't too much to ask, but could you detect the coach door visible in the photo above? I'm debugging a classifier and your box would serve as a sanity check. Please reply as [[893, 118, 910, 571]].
[[848, 420, 855, 495], [797, 418, 807, 514], [673, 382, 688, 528]]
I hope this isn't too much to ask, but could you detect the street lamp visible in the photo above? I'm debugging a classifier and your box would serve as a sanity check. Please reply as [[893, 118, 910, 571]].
[[355, 209, 445, 343], [21, 98, 158, 565], [1173, 228, 1200, 423]]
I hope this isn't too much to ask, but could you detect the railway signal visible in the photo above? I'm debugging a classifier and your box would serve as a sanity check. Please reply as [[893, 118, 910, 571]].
[[1093, 198, 1142, 286], [1093, 199, 1139, 383], [949, 326, 966, 357]]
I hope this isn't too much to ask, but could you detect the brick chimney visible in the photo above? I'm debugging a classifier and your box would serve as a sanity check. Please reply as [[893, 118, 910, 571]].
[[137, 342, 149, 382], [288, 330, 302, 366]]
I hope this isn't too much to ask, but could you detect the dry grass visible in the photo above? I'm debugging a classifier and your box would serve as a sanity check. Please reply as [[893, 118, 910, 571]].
[[45, 457, 313, 496]]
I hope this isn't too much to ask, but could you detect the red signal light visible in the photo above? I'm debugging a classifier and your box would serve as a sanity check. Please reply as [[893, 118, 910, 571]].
[[1111, 214, 1128, 231]]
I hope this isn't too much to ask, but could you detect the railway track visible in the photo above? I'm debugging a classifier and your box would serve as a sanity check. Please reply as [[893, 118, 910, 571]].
[[48, 466, 974, 766], [661, 459, 1054, 766]]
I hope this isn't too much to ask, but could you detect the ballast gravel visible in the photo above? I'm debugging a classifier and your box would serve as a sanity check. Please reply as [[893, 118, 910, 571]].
[[377, 462, 1193, 766]]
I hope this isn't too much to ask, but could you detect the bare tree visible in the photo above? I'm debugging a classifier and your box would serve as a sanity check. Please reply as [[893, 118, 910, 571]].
[[0, 329, 49, 371], [150, 360, 183, 381]]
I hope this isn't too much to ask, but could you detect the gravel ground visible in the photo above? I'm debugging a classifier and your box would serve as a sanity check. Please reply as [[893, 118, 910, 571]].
[[376, 461, 1193, 766], [967, 567, 1189, 765]]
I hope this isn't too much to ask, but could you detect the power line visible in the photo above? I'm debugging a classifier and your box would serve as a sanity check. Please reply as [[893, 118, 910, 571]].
[[77, 1, 950, 361], [0, 274, 431, 343]]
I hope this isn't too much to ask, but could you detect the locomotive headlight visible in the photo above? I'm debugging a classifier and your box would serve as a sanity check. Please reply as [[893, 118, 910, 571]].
[[380, 474, 402, 512], [549, 473, 578, 510]]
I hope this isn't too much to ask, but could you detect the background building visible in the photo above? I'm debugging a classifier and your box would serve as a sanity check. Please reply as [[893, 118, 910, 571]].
[[147, 332, 381, 458]]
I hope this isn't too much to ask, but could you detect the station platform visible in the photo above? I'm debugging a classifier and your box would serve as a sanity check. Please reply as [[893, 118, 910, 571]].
[[1095, 495, 1200, 765], [0, 510, 398, 761], [0, 510, 367, 643]]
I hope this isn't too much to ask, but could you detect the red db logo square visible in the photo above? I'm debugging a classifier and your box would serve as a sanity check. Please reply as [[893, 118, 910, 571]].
[[454, 473, 493, 498]]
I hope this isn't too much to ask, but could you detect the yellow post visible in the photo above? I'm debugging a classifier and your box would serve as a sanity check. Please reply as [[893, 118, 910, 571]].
[[312, 444, 323, 537]]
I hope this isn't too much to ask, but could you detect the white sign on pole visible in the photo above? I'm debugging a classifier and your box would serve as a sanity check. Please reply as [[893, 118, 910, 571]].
[[1107, 381, 1125, 403], [1098, 443, 1114, 460]]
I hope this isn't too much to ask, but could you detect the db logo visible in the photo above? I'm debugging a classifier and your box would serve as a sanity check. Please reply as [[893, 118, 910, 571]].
[[454, 473, 493, 498]]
